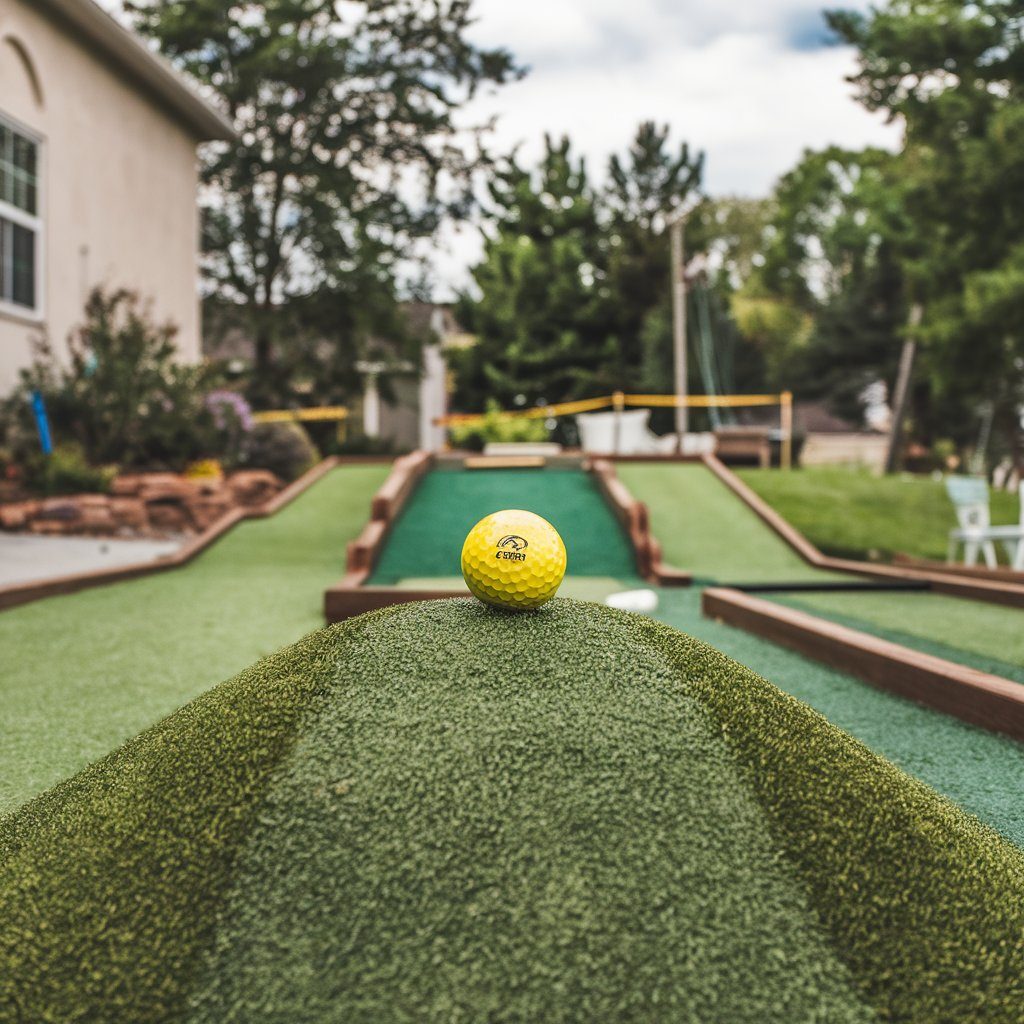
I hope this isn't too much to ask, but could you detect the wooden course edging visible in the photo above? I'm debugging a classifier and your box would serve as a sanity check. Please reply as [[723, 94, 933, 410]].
[[590, 460, 690, 586], [702, 586, 1024, 741], [325, 452, 470, 622], [0, 456, 367, 613], [701, 453, 1024, 609], [891, 553, 1024, 586]]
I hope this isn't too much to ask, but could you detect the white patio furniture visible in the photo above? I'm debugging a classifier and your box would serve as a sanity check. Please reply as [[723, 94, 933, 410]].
[[575, 409, 714, 456], [945, 476, 1024, 569]]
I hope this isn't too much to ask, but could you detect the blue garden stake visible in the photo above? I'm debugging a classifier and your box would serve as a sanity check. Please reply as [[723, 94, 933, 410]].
[[30, 390, 53, 455]]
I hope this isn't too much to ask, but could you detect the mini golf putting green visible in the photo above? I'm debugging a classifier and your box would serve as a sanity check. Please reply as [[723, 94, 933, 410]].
[[0, 463, 389, 813], [617, 462, 846, 583], [4, 600, 1023, 1022], [770, 589, 1024, 682], [369, 467, 637, 583]]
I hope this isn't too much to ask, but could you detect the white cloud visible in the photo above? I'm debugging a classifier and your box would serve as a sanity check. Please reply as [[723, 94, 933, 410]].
[[96, 0, 901, 294]]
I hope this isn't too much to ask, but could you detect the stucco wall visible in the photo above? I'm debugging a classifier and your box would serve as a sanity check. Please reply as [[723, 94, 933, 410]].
[[0, 0, 201, 394]]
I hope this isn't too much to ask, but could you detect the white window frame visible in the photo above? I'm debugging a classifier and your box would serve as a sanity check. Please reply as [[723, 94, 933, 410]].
[[0, 111, 44, 324]]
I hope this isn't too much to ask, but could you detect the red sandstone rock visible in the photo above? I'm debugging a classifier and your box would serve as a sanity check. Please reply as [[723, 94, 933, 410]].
[[109, 498, 148, 530], [147, 503, 192, 532], [227, 469, 283, 506]]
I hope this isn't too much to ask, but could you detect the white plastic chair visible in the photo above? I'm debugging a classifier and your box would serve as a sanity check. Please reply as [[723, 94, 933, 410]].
[[945, 475, 998, 568]]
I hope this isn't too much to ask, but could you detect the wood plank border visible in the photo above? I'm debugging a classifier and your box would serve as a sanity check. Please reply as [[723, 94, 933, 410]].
[[701, 453, 1024, 609], [325, 452, 468, 621], [588, 460, 690, 586], [702, 586, 1024, 741], [0, 456, 380, 613], [891, 553, 1024, 586]]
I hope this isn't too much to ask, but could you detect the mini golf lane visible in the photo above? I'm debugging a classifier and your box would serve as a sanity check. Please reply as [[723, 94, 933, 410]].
[[368, 467, 639, 584], [0, 463, 390, 814], [651, 589, 1024, 848], [616, 462, 851, 583]]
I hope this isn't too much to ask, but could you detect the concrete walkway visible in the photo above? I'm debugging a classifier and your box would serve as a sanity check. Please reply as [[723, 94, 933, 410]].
[[0, 534, 183, 587]]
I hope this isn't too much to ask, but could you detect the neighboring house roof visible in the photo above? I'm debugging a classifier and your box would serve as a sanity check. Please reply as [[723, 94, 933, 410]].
[[35, 0, 235, 141]]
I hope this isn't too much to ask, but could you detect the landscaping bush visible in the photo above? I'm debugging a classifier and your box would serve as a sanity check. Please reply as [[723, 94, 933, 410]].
[[4, 288, 242, 474], [22, 443, 116, 497], [449, 399, 550, 451], [239, 421, 320, 481]]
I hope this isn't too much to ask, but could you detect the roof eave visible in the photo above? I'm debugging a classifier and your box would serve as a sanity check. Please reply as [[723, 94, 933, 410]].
[[37, 0, 236, 142]]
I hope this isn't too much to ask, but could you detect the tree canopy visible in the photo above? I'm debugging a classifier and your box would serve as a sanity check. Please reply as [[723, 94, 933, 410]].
[[125, 0, 521, 407]]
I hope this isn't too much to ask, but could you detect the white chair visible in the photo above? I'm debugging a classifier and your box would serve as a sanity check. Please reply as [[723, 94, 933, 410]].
[[945, 475, 1024, 568]]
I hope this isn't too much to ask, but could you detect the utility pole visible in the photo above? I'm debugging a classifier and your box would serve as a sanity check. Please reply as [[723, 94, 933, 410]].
[[667, 207, 689, 453], [884, 303, 923, 474]]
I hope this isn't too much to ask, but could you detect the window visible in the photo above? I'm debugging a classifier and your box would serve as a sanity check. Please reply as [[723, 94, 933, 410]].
[[0, 116, 41, 315]]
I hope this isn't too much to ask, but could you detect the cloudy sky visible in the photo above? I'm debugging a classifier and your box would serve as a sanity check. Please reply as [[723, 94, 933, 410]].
[[103, 0, 901, 292], [462, 0, 898, 194], [429, 0, 901, 290]]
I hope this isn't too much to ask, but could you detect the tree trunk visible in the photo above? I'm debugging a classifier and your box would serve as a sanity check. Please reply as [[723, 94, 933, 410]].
[[885, 303, 922, 474]]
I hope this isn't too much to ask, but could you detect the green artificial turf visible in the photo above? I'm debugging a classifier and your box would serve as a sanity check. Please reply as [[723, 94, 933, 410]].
[[369, 468, 636, 583], [5, 600, 1024, 1022], [0, 463, 388, 813], [651, 589, 1024, 849], [617, 462, 844, 583], [738, 465, 1021, 562], [771, 590, 1024, 678]]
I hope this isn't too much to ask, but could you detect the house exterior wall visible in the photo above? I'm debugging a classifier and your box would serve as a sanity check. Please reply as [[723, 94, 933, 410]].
[[0, 0, 202, 394]]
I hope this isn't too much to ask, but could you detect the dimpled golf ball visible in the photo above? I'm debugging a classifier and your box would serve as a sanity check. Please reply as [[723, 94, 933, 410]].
[[461, 509, 567, 610]]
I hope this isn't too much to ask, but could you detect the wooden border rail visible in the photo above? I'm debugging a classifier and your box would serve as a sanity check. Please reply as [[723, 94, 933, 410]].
[[703, 587, 1024, 742]]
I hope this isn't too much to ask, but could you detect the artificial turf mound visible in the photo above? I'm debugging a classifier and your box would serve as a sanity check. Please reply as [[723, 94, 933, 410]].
[[2, 601, 1023, 1022]]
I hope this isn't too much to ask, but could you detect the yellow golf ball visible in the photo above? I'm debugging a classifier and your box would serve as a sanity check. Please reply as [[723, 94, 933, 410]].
[[461, 509, 567, 611]]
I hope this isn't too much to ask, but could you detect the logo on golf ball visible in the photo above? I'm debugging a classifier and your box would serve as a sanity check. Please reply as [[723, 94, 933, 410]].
[[496, 534, 528, 561], [497, 534, 528, 550]]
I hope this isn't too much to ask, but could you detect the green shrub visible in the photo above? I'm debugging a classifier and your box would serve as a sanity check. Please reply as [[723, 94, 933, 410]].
[[240, 421, 320, 481], [24, 444, 116, 497], [5, 288, 231, 472], [449, 399, 550, 451]]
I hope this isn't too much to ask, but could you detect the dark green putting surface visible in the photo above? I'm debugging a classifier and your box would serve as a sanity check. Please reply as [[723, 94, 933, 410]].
[[6, 600, 1024, 1022], [370, 468, 636, 583], [650, 590, 1024, 848]]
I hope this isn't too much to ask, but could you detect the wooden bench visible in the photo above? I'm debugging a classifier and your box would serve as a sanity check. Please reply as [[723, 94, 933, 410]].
[[713, 427, 772, 468]]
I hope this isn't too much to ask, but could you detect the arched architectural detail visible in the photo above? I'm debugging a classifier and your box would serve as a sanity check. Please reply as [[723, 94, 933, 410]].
[[2, 34, 44, 109]]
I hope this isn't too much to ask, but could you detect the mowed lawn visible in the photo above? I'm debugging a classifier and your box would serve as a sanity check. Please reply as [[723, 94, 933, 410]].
[[0, 463, 388, 813], [739, 465, 1021, 562]]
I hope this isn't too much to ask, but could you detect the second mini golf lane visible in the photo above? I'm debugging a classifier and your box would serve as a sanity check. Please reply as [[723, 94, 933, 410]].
[[769, 589, 1024, 683], [651, 589, 1024, 848], [369, 467, 638, 583], [617, 462, 849, 583], [0, 463, 390, 814]]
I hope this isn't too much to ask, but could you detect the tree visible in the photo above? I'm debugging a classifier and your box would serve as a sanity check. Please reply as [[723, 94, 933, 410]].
[[829, 0, 1024, 462], [124, 0, 520, 407], [453, 123, 705, 412], [750, 146, 909, 411], [453, 136, 612, 409]]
